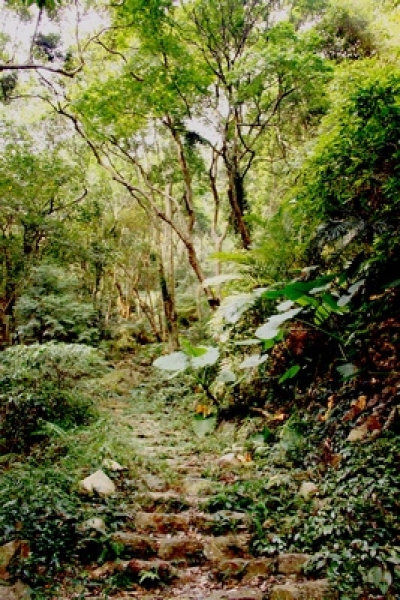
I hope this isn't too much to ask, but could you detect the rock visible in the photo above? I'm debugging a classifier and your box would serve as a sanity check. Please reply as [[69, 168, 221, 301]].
[[145, 491, 191, 510], [142, 474, 167, 492], [203, 535, 249, 562], [215, 557, 275, 581], [270, 579, 337, 599], [0, 581, 31, 600], [215, 558, 249, 580], [0, 541, 30, 581], [192, 510, 249, 533], [278, 553, 311, 574], [265, 474, 292, 489], [347, 423, 369, 442], [243, 557, 275, 580], [0, 541, 23, 580], [180, 477, 213, 496], [158, 537, 205, 563], [231, 444, 245, 453], [217, 452, 239, 466], [111, 532, 157, 557], [127, 558, 174, 582], [89, 560, 128, 580], [79, 469, 116, 496], [298, 481, 319, 499], [134, 512, 190, 534], [102, 458, 127, 471], [207, 589, 263, 600], [80, 518, 106, 533]]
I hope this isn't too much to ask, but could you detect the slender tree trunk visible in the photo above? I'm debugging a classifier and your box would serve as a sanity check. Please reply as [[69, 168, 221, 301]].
[[155, 223, 179, 351], [29, 6, 43, 61], [132, 288, 163, 342], [226, 166, 251, 249]]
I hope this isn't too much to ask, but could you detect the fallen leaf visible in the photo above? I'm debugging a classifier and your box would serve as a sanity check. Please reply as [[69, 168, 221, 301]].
[[330, 454, 342, 469], [365, 415, 381, 432], [237, 452, 253, 464], [344, 395, 368, 421], [195, 404, 213, 417], [327, 395, 336, 410], [269, 412, 288, 422]]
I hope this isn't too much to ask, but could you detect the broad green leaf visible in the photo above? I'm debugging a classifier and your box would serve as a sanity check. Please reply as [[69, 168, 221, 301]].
[[191, 346, 219, 369], [281, 276, 336, 301], [216, 370, 236, 383], [262, 289, 284, 300], [296, 295, 319, 308], [192, 415, 217, 438], [366, 565, 392, 593], [153, 352, 188, 372], [338, 279, 365, 306], [262, 339, 277, 350], [314, 304, 331, 325], [234, 339, 262, 346], [337, 363, 358, 379], [181, 339, 207, 357], [321, 293, 342, 312], [255, 308, 302, 340], [239, 354, 268, 369], [276, 300, 294, 312]]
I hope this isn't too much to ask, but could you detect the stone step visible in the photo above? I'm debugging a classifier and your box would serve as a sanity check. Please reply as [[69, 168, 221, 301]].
[[211, 557, 275, 582], [144, 490, 193, 510], [86, 555, 335, 600], [111, 531, 252, 565], [207, 590, 264, 600], [133, 510, 249, 534], [270, 579, 337, 599]]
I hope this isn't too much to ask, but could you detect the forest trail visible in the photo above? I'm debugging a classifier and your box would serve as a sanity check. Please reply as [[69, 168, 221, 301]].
[[73, 359, 336, 600]]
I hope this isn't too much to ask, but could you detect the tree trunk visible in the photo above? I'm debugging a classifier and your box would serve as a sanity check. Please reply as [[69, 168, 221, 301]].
[[226, 167, 251, 249], [157, 255, 179, 351]]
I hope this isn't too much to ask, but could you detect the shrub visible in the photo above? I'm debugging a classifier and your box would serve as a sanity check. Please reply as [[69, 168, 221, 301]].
[[14, 264, 100, 345], [0, 342, 106, 452]]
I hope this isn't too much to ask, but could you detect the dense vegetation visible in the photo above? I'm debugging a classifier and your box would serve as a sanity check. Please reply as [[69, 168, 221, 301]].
[[0, 0, 399, 598]]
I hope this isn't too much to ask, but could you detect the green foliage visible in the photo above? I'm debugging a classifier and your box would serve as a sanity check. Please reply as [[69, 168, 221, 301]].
[[14, 263, 100, 344], [0, 466, 83, 584], [0, 342, 106, 451], [0, 407, 141, 590], [204, 416, 399, 599], [316, 1, 376, 60], [0, 72, 18, 103], [295, 60, 400, 271], [153, 342, 220, 403], [18, 0, 63, 10], [153, 343, 220, 374], [33, 32, 62, 62], [271, 436, 399, 598]]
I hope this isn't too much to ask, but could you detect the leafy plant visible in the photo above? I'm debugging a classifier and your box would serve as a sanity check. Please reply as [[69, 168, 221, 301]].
[[0, 342, 106, 451], [153, 342, 220, 403], [0, 465, 85, 586], [14, 264, 100, 345]]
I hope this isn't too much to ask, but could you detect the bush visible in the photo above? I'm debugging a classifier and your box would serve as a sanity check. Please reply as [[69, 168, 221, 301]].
[[0, 342, 106, 452], [0, 466, 84, 583], [14, 264, 100, 345]]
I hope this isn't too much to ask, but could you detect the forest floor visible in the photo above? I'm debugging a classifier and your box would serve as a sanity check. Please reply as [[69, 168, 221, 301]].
[[1, 351, 398, 599], [56, 355, 335, 600]]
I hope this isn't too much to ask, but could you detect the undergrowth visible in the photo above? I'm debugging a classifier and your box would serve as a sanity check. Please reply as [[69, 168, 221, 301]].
[[204, 410, 400, 599]]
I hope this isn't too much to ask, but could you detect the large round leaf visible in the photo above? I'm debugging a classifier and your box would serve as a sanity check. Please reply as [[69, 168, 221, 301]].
[[153, 351, 189, 372]]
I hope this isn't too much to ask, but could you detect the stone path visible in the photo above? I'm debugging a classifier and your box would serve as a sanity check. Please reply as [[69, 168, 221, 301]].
[[77, 367, 337, 600]]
